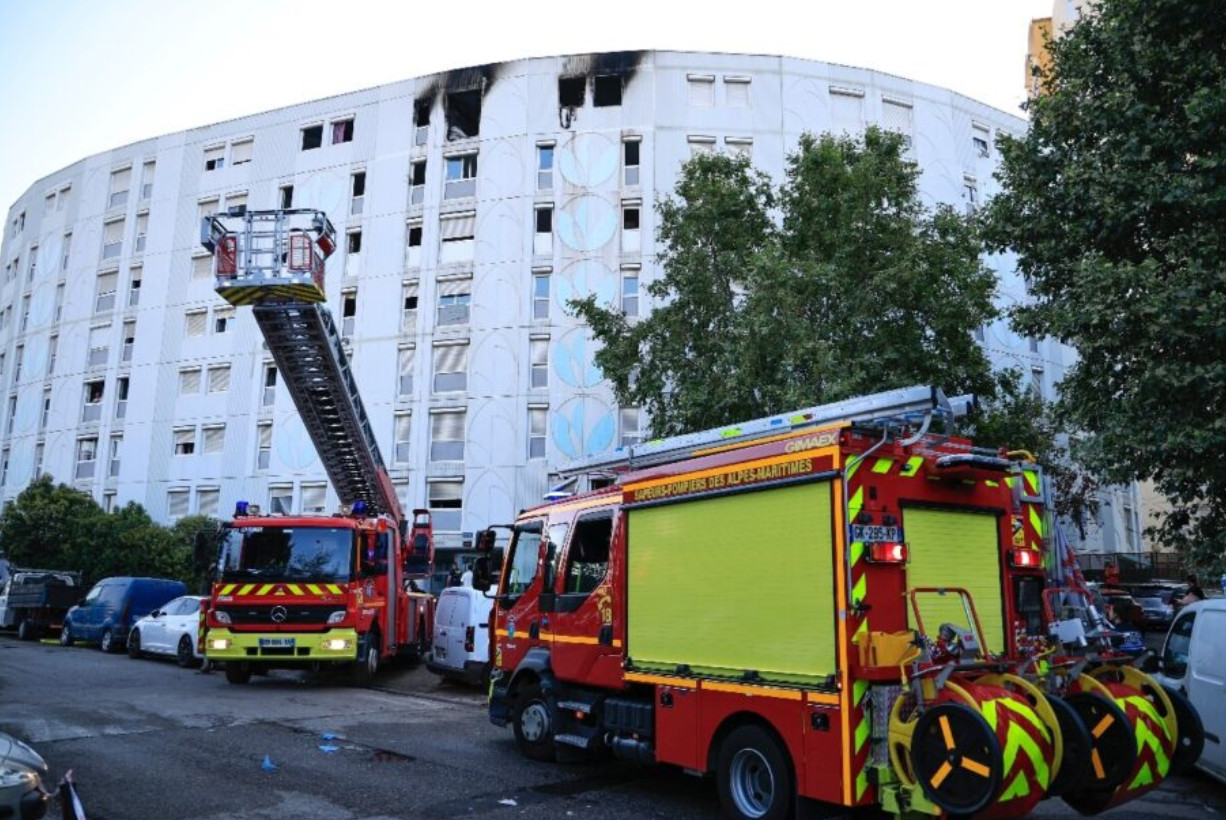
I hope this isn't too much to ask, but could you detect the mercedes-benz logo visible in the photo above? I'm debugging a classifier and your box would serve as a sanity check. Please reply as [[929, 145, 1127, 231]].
[[270, 605, 288, 624]]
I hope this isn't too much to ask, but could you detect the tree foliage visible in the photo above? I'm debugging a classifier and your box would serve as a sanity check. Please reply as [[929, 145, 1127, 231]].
[[574, 128, 999, 437], [984, 0, 1226, 563]]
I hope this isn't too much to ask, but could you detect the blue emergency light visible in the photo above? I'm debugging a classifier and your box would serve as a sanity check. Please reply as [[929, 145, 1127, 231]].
[[353, 499, 368, 516], [235, 500, 249, 516]]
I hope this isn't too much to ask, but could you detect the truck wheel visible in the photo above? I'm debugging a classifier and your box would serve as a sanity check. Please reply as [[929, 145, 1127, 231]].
[[352, 631, 380, 686], [512, 681, 556, 762], [176, 635, 197, 668], [59, 624, 74, 647], [16, 619, 34, 641], [100, 628, 119, 653], [225, 663, 252, 684], [128, 629, 143, 659], [716, 724, 795, 820]]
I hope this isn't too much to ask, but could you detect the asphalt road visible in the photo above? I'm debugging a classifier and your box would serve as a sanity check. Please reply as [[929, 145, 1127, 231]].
[[0, 634, 1223, 820]]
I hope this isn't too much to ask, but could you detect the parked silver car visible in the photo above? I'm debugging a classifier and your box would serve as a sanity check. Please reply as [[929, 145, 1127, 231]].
[[0, 730, 49, 819]]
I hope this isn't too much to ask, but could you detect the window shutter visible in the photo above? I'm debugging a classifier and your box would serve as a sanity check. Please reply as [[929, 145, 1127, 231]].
[[431, 411, 465, 440], [174, 428, 194, 447], [429, 479, 463, 504], [192, 255, 212, 279], [110, 168, 131, 193], [198, 199, 219, 221], [882, 100, 913, 136], [186, 311, 206, 336], [258, 423, 272, 448], [103, 220, 124, 243], [530, 407, 547, 435], [530, 339, 548, 366], [180, 369, 201, 393], [437, 277, 471, 297], [725, 78, 750, 107], [168, 490, 189, 518], [88, 325, 109, 349], [439, 211, 476, 240], [226, 191, 248, 211], [230, 139, 254, 164], [135, 212, 148, 234], [209, 365, 230, 392], [97, 271, 118, 295], [302, 484, 326, 512], [198, 489, 220, 517], [203, 426, 225, 453], [433, 343, 468, 374]]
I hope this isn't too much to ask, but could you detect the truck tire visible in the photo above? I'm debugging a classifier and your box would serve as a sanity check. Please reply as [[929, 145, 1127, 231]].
[[225, 663, 252, 684], [100, 627, 119, 653], [176, 635, 197, 668], [16, 618, 34, 641], [716, 724, 795, 820], [352, 631, 380, 686], [512, 681, 557, 762], [59, 624, 74, 647]]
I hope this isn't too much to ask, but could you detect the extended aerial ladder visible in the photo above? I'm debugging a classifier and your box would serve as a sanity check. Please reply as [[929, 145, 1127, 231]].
[[200, 208, 405, 529]]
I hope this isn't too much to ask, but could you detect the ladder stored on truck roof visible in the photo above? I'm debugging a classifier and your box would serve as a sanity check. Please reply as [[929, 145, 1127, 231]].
[[555, 385, 975, 484], [200, 208, 403, 525]]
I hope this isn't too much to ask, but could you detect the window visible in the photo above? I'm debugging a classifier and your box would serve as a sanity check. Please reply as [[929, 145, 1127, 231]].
[[406, 220, 423, 267], [530, 337, 548, 388], [439, 212, 475, 263], [559, 76, 585, 108], [198, 488, 220, 517], [87, 325, 110, 367], [128, 265, 142, 306], [398, 345, 415, 396], [231, 138, 253, 165], [256, 421, 272, 469], [594, 74, 622, 107], [197, 198, 219, 222], [269, 485, 294, 515], [331, 118, 354, 145], [688, 74, 715, 106], [532, 270, 550, 320], [620, 407, 642, 447], [204, 145, 225, 171], [108, 167, 131, 209], [428, 479, 463, 531], [445, 89, 481, 140], [102, 218, 124, 259], [263, 364, 277, 406], [203, 424, 225, 454], [504, 522, 542, 595], [347, 230, 362, 254], [39, 388, 50, 431], [444, 153, 478, 199], [401, 281, 419, 331], [19, 295, 29, 332], [141, 160, 155, 200], [623, 138, 640, 186], [0, 448, 8, 486], [224, 191, 248, 214], [829, 85, 866, 132], [76, 437, 98, 480], [1163, 614, 1196, 678], [26, 246, 38, 282], [725, 76, 751, 107], [192, 254, 213, 279], [214, 306, 234, 334], [433, 342, 468, 393], [963, 176, 979, 214], [167, 489, 190, 521], [94, 270, 118, 313], [882, 99, 914, 148], [346, 233, 362, 277], [410, 160, 426, 205], [57, 185, 70, 212], [279, 184, 294, 209], [725, 137, 753, 159], [5, 395, 14, 435], [115, 376, 128, 419], [973, 325, 985, 343], [563, 513, 613, 595], [534, 206, 553, 255], [180, 367, 202, 394], [341, 290, 357, 337], [183, 308, 205, 338], [47, 336, 57, 376], [134, 211, 148, 254], [82, 380, 105, 422], [972, 123, 991, 158], [301, 124, 323, 151], [61, 233, 71, 272], [207, 364, 230, 393], [528, 406, 547, 459], [295, 483, 323, 515], [350, 171, 366, 216], [622, 268, 640, 317], [622, 201, 641, 253], [414, 97, 432, 146], [429, 409, 466, 461], [45, 192, 56, 213], [108, 435, 122, 478], [437, 279, 471, 325], [121, 320, 135, 363], [537, 145, 554, 190], [1030, 366, 1044, 399], [1029, 336, 1040, 354], [174, 427, 196, 456], [34, 444, 45, 479], [394, 412, 412, 463], [687, 135, 717, 157]]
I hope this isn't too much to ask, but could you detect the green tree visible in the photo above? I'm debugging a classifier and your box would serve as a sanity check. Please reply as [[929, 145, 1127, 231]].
[[984, 0, 1226, 563], [0, 476, 107, 574], [574, 128, 999, 437]]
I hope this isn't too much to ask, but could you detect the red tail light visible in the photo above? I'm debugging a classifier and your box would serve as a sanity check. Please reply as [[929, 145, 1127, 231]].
[[1008, 548, 1041, 568], [465, 626, 475, 653], [867, 542, 908, 563]]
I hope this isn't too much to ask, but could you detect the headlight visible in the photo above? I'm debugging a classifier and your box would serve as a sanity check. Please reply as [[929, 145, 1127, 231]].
[[326, 610, 347, 625], [210, 638, 232, 650], [323, 639, 352, 651], [213, 610, 232, 625]]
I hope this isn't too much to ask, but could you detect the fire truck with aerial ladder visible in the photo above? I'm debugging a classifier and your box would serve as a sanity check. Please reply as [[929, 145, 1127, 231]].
[[196, 207, 434, 685], [471, 385, 1203, 820]]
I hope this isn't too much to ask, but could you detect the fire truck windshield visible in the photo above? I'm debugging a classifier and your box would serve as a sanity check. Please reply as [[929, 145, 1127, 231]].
[[220, 526, 355, 583]]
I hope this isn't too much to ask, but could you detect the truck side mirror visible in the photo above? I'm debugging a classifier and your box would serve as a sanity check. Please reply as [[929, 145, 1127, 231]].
[[475, 529, 496, 554], [472, 556, 493, 593]]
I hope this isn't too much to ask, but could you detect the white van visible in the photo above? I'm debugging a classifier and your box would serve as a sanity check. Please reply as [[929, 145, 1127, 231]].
[[427, 581, 493, 685], [1156, 599, 1220, 782]]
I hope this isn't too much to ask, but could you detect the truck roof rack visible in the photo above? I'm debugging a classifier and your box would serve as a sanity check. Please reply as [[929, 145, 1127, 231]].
[[554, 385, 974, 483]]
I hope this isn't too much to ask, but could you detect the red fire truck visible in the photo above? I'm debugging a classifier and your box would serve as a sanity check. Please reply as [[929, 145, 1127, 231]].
[[197, 209, 434, 685], [476, 386, 1201, 819]]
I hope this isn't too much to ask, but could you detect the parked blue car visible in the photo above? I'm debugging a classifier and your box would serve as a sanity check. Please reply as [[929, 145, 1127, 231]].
[[60, 577, 187, 653]]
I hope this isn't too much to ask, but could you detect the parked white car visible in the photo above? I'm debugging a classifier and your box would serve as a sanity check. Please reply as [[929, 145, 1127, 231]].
[[127, 595, 204, 668], [1155, 598, 1218, 782], [427, 581, 493, 685]]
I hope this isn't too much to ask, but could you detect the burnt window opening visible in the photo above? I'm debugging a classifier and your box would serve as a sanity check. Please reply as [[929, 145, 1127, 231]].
[[301, 125, 323, 151], [408, 225, 423, 247], [445, 89, 482, 140], [411, 161, 427, 187], [279, 185, 294, 209], [623, 207, 640, 231], [352, 172, 366, 197], [414, 98, 433, 127], [347, 231, 362, 254], [404, 293, 418, 311], [535, 207, 553, 233], [559, 76, 586, 108], [594, 75, 623, 107], [342, 293, 358, 319]]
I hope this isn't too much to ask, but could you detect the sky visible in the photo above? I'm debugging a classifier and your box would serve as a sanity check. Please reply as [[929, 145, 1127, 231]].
[[0, 0, 1053, 216]]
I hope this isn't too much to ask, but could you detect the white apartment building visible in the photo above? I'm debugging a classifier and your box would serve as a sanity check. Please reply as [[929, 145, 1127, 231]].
[[0, 51, 1137, 580]]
